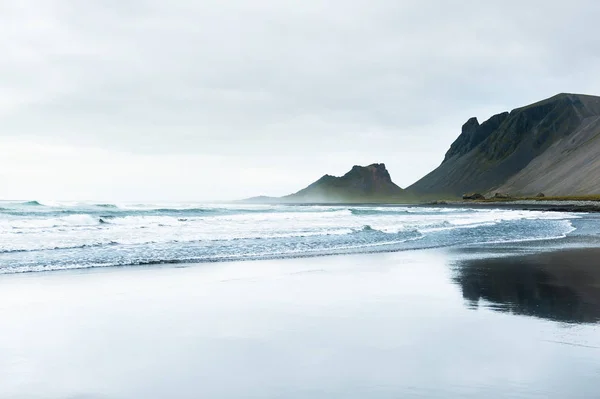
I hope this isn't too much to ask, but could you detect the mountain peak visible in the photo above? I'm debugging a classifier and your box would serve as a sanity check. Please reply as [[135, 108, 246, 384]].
[[443, 114, 507, 162], [511, 92, 600, 115], [284, 163, 403, 202], [345, 163, 392, 182]]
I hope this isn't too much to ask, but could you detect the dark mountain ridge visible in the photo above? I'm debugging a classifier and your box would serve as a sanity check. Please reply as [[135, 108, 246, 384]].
[[244, 93, 600, 203], [284, 163, 404, 202], [242, 163, 405, 203], [408, 93, 600, 197]]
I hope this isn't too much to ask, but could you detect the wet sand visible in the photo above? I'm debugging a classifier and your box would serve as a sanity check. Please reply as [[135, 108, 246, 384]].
[[453, 248, 600, 324], [1, 247, 599, 398]]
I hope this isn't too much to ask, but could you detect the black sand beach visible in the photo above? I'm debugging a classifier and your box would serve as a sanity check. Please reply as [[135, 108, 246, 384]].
[[1, 242, 599, 398], [454, 248, 600, 324]]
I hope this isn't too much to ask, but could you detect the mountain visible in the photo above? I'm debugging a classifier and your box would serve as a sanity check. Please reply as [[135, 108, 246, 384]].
[[283, 163, 404, 202], [408, 93, 600, 197], [241, 195, 281, 204], [242, 163, 405, 203]]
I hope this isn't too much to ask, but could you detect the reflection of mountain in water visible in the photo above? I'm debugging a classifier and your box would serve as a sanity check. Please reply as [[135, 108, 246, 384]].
[[453, 250, 600, 324]]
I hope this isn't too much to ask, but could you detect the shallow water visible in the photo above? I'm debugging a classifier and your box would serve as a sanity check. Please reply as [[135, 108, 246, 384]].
[[1, 247, 599, 398]]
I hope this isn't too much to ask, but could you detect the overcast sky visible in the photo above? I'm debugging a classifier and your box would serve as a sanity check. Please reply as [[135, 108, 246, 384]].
[[1, 0, 599, 201]]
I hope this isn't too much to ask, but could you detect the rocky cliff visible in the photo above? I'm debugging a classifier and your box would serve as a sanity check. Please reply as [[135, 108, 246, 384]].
[[283, 163, 404, 202], [408, 93, 600, 197]]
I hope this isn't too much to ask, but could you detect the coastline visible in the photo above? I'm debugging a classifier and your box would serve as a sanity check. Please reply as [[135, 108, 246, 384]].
[[1, 202, 597, 276], [247, 200, 600, 213], [429, 200, 600, 213]]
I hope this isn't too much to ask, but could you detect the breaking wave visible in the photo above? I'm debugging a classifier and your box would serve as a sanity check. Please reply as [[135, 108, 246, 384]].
[[22, 200, 44, 206], [95, 203, 119, 209], [350, 208, 409, 216], [0, 202, 581, 274]]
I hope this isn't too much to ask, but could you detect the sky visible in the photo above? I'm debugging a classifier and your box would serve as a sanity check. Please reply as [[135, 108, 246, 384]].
[[1, 0, 600, 201]]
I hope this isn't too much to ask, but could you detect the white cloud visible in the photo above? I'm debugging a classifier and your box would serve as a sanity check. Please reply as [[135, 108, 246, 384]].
[[1, 0, 600, 200]]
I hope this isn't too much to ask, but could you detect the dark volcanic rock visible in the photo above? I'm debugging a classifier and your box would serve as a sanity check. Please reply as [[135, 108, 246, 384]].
[[408, 93, 600, 197], [536, 192, 546, 198], [444, 112, 509, 162], [443, 117, 480, 161], [428, 200, 448, 205], [283, 163, 404, 203], [462, 193, 485, 200], [494, 192, 511, 199]]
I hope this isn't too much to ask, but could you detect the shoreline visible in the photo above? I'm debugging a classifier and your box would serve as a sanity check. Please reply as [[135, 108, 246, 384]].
[[245, 200, 600, 213], [5, 242, 600, 309], [428, 200, 600, 213], [2, 232, 599, 397], [2, 228, 599, 278], [1, 203, 597, 277]]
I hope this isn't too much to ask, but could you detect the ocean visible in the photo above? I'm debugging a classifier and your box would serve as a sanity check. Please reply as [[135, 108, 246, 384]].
[[0, 200, 581, 274]]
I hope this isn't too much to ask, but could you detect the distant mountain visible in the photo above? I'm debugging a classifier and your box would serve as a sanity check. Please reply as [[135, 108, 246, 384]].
[[241, 195, 281, 204], [408, 93, 600, 197], [243, 163, 406, 203], [284, 163, 404, 202], [244, 93, 600, 202]]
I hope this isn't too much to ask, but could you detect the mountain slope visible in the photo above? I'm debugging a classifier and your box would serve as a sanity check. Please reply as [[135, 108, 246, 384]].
[[283, 163, 404, 202], [493, 115, 600, 195], [408, 93, 600, 197]]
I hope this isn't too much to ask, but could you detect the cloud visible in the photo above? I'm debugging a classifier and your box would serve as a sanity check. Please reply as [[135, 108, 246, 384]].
[[1, 0, 600, 199]]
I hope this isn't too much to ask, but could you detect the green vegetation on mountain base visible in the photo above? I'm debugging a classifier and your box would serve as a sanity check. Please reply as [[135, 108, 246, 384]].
[[476, 195, 600, 202]]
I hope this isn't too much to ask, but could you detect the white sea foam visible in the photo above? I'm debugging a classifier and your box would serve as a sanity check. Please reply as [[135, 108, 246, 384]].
[[0, 203, 581, 273]]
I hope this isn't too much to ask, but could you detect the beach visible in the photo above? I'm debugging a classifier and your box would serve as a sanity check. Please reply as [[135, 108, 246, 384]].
[[1, 244, 599, 398], [3, 1, 600, 397]]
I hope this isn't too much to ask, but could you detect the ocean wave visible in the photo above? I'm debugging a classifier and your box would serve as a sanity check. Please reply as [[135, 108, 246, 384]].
[[6, 214, 104, 229], [22, 200, 44, 206], [153, 208, 211, 214], [350, 208, 409, 216], [0, 204, 354, 219], [348, 207, 474, 216], [419, 221, 497, 234], [0, 204, 581, 275], [0, 241, 120, 254], [94, 203, 119, 209], [0, 235, 427, 274], [0, 222, 576, 275], [0, 223, 416, 254], [352, 224, 408, 234]]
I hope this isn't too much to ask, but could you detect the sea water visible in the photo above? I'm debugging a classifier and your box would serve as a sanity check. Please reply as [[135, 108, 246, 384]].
[[0, 200, 579, 273]]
